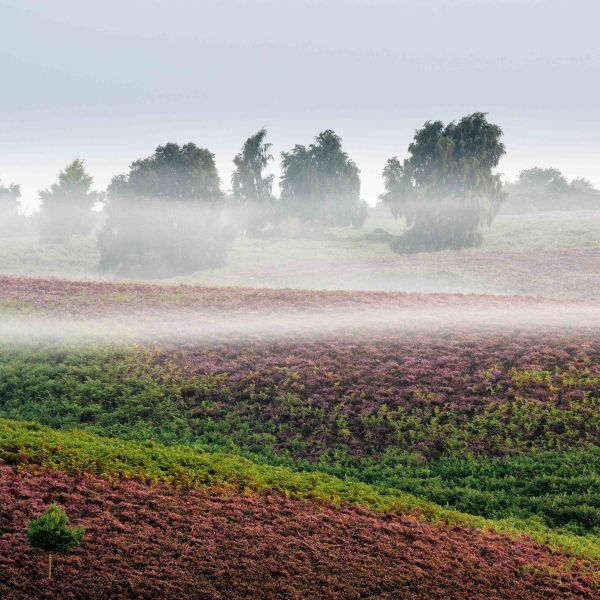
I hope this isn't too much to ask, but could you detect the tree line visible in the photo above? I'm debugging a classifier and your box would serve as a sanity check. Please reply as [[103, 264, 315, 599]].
[[1, 113, 597, 278]]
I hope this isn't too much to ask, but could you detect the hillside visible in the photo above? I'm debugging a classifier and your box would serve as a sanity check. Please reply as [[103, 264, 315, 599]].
[[0, 276, 598, 597], [1, 462, 598, 600]]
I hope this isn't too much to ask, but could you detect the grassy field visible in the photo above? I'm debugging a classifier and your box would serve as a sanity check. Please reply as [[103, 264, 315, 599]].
[[1, 212, 599, 296]]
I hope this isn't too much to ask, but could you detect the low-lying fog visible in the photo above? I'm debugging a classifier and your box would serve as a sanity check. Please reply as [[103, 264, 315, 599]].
[[2, 199, 599, 300], [2, 301, 599, 347]]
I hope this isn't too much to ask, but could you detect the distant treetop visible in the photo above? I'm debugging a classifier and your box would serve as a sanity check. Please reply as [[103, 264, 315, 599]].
[[108, 142, 223, 202], [280, 129, 366, 227], [380, 112, 506, 252]]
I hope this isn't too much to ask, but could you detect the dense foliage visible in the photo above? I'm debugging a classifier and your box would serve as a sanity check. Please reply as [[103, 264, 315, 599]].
[[1, 419, 598, 558], [381, 113, 506, 252], [280, 130, 367, 227], [1, 336, 597, 536], [98, 143, 233, 278], [38, 159, 99, 244], [27, 504, 85, 555], [0, 278, 598, 538], [110, 143, 223, 201]]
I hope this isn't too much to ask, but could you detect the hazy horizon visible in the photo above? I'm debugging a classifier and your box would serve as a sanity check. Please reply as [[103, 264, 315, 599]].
[[1, 0, 599, 210]]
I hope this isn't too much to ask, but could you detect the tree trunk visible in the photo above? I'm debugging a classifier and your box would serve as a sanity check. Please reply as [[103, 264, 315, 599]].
[[48, 552, 52, 580]]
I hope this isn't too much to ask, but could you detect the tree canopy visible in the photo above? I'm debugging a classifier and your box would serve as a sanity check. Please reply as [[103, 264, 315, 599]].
[[230, 129, 278, 236], [380, 112, 506, 252], [503, 167, 600, 212], [27, 503, 85, 579], [109, 142, 222, 202], [38, 159, 99, 243], [0, 180, 21, 205], [231, 128, 274, 205], [280, 130, 366, 227], [99, 143, 232, 278]]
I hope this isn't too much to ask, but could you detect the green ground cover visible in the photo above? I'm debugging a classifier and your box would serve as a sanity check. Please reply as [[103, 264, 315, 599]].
[[0, 345, 597, 538], [1, 418, 598, 560]]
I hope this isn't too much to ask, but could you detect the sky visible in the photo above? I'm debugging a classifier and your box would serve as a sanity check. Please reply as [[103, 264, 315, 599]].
[[1, 0, 599, 209]]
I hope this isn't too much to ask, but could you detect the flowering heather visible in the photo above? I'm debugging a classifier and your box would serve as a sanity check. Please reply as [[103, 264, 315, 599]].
[[0, 465, 597, 600], [1, 274, 599, 314], [0, 277, 598, 535], [0, 275, 598, 596]]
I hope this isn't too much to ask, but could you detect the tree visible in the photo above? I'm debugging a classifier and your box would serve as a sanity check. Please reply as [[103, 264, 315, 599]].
[[280, 130, 367, 228], [0, 180, 20, 207], [503, 167, 600, 211], [231, 129, 278, 235], [0, 180, 21, 232], [117, 142, 223, 202], [27, 503, 85, 580], [98, 143, 233, 278], [570, 177, 595, 193], [380, 113, 506, 252], [38, 159, 99, 243], [0, 180, 36, 237], [232, 128, 274, 205]]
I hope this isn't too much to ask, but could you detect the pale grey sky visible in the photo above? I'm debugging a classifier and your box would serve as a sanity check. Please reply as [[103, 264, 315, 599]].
[[1, 0, 599, 208]]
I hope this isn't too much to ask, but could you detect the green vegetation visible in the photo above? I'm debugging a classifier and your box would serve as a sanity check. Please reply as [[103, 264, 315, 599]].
[[2, 418, 598, 559], [380, 113, 505, 252], [0, 347, 598, 537], [231, 128, 278, 236], [504, 167, 600, 212], [280, 129, 367, 227], [99, 142, 232, 278], [27, 503, 85, 579], [38, 159, 100, 244]]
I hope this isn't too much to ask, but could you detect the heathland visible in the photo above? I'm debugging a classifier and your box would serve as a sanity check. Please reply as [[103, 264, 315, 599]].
[[0, 210, 598, 598]]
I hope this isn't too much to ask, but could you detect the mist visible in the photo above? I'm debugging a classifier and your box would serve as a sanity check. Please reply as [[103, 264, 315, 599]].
[[1, 3, 599, 596], [1, 200, 599, 298], [2, 295, 599, 350]]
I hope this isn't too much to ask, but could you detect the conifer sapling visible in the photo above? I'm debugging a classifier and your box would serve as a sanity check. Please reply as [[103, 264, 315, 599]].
[[27, 503, 85, 580]]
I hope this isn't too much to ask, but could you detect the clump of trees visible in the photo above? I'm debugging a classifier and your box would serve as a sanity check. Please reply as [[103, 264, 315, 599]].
[[27, 503, 85, 580], [280, 130, 368, 228], [0, 179, 38, 237], [38, 159, 100, 243], [380, 113, 506, 253], [503, 167, 600, 212], [98, 143, 233, 278], [14, 118, 600, 272]]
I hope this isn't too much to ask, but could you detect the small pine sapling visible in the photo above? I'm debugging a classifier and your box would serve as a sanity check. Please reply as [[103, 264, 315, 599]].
[[27, 503, 85, 580]]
